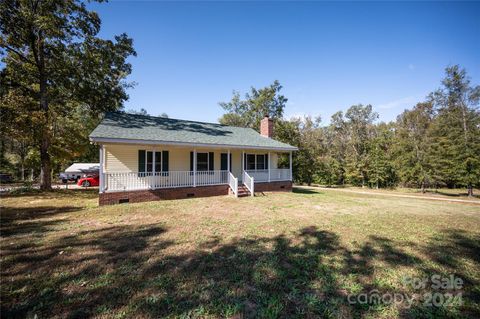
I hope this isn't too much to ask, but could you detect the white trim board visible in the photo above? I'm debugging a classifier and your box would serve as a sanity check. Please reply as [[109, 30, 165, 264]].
[[90, 137, 298, 152]]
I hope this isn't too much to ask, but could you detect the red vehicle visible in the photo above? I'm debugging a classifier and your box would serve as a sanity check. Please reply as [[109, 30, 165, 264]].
[[77, 175, 99, 187]]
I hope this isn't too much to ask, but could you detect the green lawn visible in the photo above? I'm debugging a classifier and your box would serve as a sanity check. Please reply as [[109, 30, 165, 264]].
[[1, 188, 479, 318]]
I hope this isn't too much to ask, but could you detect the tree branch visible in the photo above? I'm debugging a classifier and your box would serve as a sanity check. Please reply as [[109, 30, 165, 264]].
[[2, 45, 35, 66]]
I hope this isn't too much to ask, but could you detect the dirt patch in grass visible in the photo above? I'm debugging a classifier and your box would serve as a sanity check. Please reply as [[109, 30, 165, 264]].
[[1, 188, 479, 318]]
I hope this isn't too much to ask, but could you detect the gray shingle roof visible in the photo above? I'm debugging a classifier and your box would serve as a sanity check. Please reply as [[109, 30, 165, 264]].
[[89, 112, 297, 151]]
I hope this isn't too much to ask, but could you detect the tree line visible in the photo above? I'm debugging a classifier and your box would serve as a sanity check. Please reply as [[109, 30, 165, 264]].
[[219, 66, 480, 196]]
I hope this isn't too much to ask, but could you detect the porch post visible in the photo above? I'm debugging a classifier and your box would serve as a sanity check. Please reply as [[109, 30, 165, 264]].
[[152, 149, 156, 189], [268, 151, 271, 182], [289, 151, 293, 181], [99, 145, 104, 193], [193, 149, 197, 187], [227, 149, 230, 172], [242, 151, 244, 179]]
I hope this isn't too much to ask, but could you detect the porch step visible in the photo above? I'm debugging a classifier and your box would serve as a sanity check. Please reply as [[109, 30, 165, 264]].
[[236, 185, 251, 197]]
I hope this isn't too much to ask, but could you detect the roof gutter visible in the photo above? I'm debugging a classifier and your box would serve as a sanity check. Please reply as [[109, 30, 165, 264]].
[[89, 137, 298, 151]]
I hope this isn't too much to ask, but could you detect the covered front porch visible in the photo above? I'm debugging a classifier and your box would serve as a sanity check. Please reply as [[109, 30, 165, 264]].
[[98, 144, 292, 197]]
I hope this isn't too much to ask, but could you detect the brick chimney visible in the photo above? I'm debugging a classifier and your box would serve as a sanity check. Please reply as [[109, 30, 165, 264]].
[[260, 115, 273, 138]]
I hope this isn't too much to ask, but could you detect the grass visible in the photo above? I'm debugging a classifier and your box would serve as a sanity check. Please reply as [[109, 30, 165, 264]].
[[1, 188, 479, 318], [349, 187, 479, 199], [312, 185, 480, 200]]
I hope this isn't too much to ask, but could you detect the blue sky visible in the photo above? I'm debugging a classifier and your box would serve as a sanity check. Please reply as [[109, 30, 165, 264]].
[[90, 1, 480, 124]]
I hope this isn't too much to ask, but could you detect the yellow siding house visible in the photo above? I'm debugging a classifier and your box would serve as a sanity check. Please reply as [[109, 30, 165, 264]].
[[89, 112, 297, 205]]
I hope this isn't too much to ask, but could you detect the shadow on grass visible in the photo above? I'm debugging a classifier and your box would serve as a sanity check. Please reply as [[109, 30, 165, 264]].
[[428, 190, 480, 199], [1, 224, 169, 318], [0, 188, 99, 199], [292, 187, 322, 195], [416, 229, 480, 316], [0, 206, 82, 238], [1, 219, 479, 318]]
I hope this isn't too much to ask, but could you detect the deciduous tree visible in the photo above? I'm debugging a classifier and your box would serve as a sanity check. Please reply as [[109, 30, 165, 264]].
[[0, 0, 136, 189], [369, 122, 397, 189], [343, 104, 378, 187], [429, 65, 480, 196], [219, 80, 287, 131], [394, 102, 434, 192]]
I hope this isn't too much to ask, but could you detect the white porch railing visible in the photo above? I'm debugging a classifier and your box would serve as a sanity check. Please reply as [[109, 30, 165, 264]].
[[103, 169, 290, 193], [153, 171, 193, 188], [242, 171, 254, 197], [105, 172, 152, 191], [245, 169, 291, 182], [228, 172, 238, 197], [245, 169, 269, 182], [270, 169, 291, 181], [196, 170, 228, 186], [105, 170, 229, 192]]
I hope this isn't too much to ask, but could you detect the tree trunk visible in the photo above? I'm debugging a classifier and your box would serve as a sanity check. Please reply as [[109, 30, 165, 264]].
[[39, 139, 51, 190], [37, 33, 52, 191], [38, 95, 52, 190], [467, 184, 473, 197], [38, 105, 52, 189], [421, 181, 426, 194]]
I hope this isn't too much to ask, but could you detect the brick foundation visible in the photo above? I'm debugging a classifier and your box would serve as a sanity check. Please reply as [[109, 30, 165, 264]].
[[254, 180, 293, 192], [99, 181, 293, 205], [99, 185, 229, 205]]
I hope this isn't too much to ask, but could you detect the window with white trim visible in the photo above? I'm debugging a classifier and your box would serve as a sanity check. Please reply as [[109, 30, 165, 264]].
[[256, 154, 265, 170], [197, 153, 209, 171], [146, 151, 153, 172], [138, 150, 169, 173], [244, 153, 269, 170], [246, 154, 256, 170]]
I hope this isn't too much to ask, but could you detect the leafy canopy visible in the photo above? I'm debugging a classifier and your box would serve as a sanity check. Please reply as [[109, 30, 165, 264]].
[[219, 80, 287, 131], [0, 0, 136, 188]]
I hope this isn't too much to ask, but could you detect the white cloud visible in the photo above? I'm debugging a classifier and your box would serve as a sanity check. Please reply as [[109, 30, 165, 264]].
[[377, 96, 420, 110]]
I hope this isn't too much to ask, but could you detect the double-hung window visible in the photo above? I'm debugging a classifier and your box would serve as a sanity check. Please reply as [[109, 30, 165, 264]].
[[246, 154, 256, 170], [220, 153, 232, 172], [244, 153, 269, 171], [138, 150, 169, 175], [190, 152, 215, 172], [146, 151, 154, 172], [196, 153, 209, 171], [256, 154, 265, 170]]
